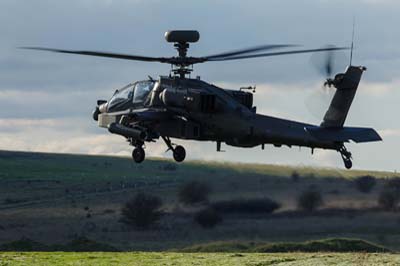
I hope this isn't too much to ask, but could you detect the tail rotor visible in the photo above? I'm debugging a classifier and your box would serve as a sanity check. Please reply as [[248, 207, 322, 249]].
[[311, 45, 347, 88], [306, 46, 347, 119]]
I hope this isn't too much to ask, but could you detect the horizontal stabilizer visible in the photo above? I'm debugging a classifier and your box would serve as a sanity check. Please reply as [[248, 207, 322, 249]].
[[305, 126, 382, 143]]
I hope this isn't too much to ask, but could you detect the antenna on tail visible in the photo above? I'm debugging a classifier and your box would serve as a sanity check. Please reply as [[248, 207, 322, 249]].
[[350, 17, 355, 65]]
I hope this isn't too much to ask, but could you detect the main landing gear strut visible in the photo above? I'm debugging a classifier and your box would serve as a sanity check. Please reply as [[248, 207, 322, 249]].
[[339, 145, 353, 169], [130, 137, 186, 164], [162, 136, 186, 162]]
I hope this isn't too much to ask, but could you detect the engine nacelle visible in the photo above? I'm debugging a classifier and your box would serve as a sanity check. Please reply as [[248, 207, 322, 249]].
[[227, 90, 253, 109], [159, 88, 217, 113], [159, 88, 186, 108]]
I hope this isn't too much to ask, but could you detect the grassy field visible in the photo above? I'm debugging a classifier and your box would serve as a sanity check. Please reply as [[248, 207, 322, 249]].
[[0, 150, 400, 254], [1, 252, 400, 266]]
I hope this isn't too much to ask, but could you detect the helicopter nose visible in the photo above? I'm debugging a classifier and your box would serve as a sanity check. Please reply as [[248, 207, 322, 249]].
[[98, 101, 108, 113], [92, 106, 100, 121], [93, 100, 108, 121]]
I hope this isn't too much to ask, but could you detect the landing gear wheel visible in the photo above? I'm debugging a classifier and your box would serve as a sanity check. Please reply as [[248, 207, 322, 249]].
[[132, 147, 145, 163], [339, 145, 353, 169], [173, 145, 186, 162], [161, 136, 186, 163], [344, 159, 352, 169]]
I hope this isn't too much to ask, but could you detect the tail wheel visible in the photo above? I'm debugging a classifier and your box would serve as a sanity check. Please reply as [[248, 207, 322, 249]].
[[132, 147, 145, 163], [173, 145, 186, 162], [339, 145, 352, 169]]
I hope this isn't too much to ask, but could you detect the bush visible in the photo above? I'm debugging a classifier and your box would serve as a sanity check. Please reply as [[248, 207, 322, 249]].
[[162, 163, 177, 171], [378, 178, 400, 211], [179, 241, 258, 252], [121, 193, 163, 229], [378, 189, 400, 211], [212, 198, 280, 214], [178, 181, 211, 205], [59, 236, 119, 252], [179, 238, 390, 253], [254, 238, 390, 253], [386, 177, 400, 190], [297, 189, 323, 212], [194, 207, 222, 228], [291, 171, 300, 182], [354, 175, 376, 193], [0, 237, 49, 251]]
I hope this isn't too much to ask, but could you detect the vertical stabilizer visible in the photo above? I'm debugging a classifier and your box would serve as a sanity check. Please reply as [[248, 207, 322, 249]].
[[321, 66, 366, 128]]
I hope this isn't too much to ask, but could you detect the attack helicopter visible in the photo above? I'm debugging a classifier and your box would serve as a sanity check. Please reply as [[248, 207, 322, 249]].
[[23, 30, 382, 169]]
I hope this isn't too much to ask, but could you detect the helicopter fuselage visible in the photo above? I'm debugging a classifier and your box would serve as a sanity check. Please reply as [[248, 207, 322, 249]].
[[95, 76, 339, 154]]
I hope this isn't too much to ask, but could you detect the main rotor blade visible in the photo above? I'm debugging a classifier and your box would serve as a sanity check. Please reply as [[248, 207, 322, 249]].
[[207, 46, 348, 61], [204, 44, 297, 60], [20, 47, 170, 63]]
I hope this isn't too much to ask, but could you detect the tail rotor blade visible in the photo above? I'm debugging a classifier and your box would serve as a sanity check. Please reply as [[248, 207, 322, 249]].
[[310, 45, 347, 79], [305, 84, 336, 119]]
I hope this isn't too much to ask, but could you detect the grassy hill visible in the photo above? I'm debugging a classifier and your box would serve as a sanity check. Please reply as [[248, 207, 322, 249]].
[[0, 150, 399, 252]]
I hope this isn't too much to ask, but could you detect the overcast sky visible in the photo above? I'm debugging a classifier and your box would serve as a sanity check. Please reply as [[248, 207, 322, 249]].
[[0, 0, 399, 171]]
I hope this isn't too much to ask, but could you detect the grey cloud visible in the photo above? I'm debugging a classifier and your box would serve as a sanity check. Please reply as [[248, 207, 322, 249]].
[[2, 0, 399, 88], [0, 0, 399, 171]]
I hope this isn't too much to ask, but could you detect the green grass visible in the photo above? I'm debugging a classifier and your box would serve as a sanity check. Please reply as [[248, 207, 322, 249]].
[[0, 252, 400, 266]]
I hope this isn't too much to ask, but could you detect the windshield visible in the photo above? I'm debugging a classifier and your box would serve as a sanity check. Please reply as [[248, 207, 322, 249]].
[[133, 81, 154, 104], [109, 84, 134, 108]]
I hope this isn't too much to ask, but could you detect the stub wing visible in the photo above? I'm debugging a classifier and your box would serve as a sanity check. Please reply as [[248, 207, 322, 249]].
[[305, 126, 382, 143]]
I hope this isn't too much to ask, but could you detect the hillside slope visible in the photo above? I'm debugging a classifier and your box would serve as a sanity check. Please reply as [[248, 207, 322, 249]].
[[0, 150, 399, 251]]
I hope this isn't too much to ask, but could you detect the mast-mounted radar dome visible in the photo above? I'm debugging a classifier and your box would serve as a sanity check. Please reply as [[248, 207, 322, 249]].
[[165, 30, 200, 43]]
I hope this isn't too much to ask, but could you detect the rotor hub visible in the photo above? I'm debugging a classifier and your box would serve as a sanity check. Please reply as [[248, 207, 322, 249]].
[[164, 30, 201, 78]]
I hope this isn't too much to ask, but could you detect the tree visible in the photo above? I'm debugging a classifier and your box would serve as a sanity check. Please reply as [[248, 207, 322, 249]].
[[354, 175, 376, 193], [378, 178, 400, 211], [178, 181, 211, 205], [121, 193, 163, 229], [194, 207, 222, 228], [211, 198, 280, 214], [297, 189, 323, 212]]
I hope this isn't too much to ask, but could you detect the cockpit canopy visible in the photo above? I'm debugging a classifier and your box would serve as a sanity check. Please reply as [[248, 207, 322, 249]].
[[133, 81, 154, 104], [108, 80, 155, 111]]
